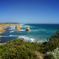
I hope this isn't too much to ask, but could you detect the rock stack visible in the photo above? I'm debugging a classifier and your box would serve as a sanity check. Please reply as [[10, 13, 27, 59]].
[[26, 26, 30, 31], [15, 24, 21, 30]]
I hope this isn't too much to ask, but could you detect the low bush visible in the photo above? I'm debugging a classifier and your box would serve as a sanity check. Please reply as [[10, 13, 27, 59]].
[[44, 47, 59, 59], [0, 39, 40, 59]]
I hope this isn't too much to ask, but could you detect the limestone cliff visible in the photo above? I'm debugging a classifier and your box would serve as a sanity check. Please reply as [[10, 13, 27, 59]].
[[0, 23, 15, 32], [0, 24, 4, 32], [15, 24, 21, 30]]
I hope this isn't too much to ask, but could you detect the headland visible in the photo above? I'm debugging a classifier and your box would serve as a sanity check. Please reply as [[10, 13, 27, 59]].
[[0, 23, 16, 32]]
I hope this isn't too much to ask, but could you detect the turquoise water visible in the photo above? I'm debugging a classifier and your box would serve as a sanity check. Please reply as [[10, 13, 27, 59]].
[[0, 24, 59, 43]]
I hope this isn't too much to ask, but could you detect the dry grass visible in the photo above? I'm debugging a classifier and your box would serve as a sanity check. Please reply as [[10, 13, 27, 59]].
[[33, 51, 44, 59]]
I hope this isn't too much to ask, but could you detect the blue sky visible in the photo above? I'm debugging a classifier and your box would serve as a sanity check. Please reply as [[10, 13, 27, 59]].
[[0, 0, 59, 24]]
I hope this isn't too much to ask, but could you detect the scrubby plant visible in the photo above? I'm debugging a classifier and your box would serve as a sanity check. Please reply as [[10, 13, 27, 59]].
[[45, 47, 59, 59], [0, 39, 41, 59], [49, 30, 59, 42], [39, 38, 59, 54], [56, 30, 59, 35]]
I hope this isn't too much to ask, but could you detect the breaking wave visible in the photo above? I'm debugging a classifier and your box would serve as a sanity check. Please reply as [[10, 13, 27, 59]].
[[18, 36, 36, 42]]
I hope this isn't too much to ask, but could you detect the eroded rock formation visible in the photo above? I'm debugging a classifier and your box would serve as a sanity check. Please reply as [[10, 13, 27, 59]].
[[26, 26, 30, 31], [0, 23, 15, 32], [15, 24, 21, 30]]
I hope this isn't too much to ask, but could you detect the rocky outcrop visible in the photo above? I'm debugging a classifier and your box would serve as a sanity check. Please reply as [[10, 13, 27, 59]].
[[26, 26, 30, 31], [0, 23, 15, 32], [15, 24, 21, 30], [0, 24, 4, 32]]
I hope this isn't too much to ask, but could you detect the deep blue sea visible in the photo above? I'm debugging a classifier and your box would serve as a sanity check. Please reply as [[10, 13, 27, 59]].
[[0, 24, 59, 43]]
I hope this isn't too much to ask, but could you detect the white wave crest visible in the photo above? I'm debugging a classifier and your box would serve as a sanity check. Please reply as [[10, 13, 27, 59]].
[[30, 38, 35, 42], [29, 30, 38, 32], [19, 29, 25, 31], [0, 35, 18, 37], [0, 36, 10, 37], [9, 31, 14, 33], [9, 35, 17, 37], [0, 32, 2, 34], [0, 36, 2, 37], [18, 36, 35, 42]]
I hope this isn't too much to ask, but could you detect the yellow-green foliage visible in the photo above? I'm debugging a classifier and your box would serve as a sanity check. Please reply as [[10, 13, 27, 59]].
[[0, 39, 41, 59], [49, 30, 59, 42]]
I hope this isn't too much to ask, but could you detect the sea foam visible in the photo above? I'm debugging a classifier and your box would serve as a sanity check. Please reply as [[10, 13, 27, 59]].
[[9, 31, 15, 33], [19, 29, 25, 31], [18, 36, 35, 42]]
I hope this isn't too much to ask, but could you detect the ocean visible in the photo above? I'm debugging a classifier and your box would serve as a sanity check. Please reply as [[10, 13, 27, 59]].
[[0, 24, 59, 43]]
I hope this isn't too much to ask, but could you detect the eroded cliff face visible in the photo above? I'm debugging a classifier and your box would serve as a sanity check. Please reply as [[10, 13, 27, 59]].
[[0, 24, 4, 32], [26, 26, 30, 31], [15, 24, 21, 30], [0, 23, 15, 32]]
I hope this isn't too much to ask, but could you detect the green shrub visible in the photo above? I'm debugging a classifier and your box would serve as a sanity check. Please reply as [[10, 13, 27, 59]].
[[56, 30, 59, 35], [49, 30, 59, 42], [45, 47, 59, 59], [0, 39, 38, 59]]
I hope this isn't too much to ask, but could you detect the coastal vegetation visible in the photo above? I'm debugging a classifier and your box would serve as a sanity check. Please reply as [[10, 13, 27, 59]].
[[0, 39, 41, 59], [45, 47, 59, 59], [0, 30, 59, 59]]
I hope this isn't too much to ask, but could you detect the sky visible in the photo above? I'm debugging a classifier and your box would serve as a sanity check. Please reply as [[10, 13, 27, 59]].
[[0, 0, 59, 24]]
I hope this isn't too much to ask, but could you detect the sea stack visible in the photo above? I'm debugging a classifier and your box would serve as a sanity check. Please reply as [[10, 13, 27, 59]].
[[15, 24, 21, 30], [26, 26, 30, 31]]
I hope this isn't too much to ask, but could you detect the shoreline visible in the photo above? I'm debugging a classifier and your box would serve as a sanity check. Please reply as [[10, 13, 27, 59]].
[[0, 39, 48, 45], [0, 23, 16, 32], [0, 23, 49, 44]]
